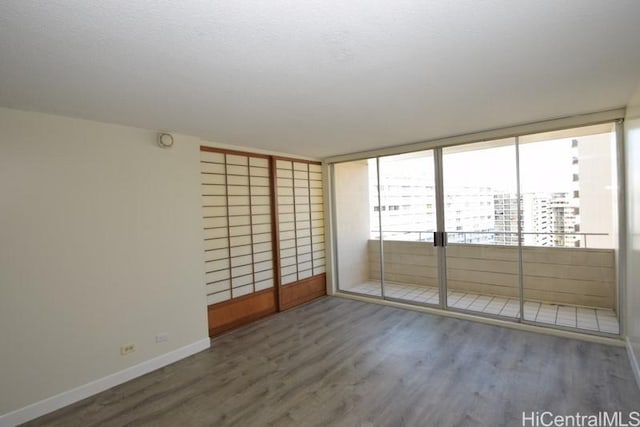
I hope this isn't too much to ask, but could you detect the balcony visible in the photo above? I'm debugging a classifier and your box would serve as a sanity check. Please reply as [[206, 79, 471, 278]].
[[341, 236, 619, 335]]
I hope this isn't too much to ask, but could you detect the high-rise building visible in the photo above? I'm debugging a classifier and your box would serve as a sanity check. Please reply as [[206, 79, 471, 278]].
[[444, 186, 495, 244], [494, 193, 522, 245], [370, 174, 437, 240], [523, 192, 579, 247]]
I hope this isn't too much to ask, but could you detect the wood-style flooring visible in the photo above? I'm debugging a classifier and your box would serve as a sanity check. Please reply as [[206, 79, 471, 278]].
[[25, 297, 640, 427]]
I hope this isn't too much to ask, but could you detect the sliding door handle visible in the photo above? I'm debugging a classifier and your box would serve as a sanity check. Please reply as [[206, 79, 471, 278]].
[[433, 231, 448, 247]]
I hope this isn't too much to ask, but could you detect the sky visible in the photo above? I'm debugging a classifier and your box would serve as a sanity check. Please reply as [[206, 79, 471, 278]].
[[445, 139, 575, 193], [369, 138, 578, 194]]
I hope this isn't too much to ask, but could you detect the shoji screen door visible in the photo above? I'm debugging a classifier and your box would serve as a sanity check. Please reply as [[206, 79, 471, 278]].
[[274, 159, 326, 310], [201, 147, 278, 336], [201, 148, 326, 336]]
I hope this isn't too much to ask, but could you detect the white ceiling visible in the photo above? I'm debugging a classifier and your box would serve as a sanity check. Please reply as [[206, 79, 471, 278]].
[[1, 1, 640, 159]]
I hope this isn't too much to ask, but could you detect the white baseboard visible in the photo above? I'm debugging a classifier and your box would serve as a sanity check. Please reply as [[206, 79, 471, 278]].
[[626, 337, 640, 391], [0, 338, 210, 427]]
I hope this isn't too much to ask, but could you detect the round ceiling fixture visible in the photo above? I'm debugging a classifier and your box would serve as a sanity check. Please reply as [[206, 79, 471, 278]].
[[158, 133, 174, 148]]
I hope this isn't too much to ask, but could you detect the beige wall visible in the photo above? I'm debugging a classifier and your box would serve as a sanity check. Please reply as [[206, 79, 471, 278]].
[[334, 161, 371, 288], [625, 84, 640, 368], [0, 107, 312, 417], [369, 240, 616, 309]]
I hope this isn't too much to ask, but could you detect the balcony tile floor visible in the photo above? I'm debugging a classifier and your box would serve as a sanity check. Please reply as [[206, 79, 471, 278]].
[[343, 281, 619, 335]]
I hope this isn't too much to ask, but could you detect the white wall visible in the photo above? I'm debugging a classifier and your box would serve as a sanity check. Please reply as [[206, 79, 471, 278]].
[[334, 161, 371, 288], [625, 85, 640, 377], [0, 107, 214, 418]]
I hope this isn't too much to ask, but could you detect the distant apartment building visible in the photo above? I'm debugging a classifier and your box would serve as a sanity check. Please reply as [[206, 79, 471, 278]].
[[370, 177, 494, 242], [525, 192, 580, 247], [373, 186, 582, 247], [494, 193, 522, 246], [444, 187, 494, 244], [370, 175, 437, 240], [493, 191, 580, 247], [503, 136, 612, 249]]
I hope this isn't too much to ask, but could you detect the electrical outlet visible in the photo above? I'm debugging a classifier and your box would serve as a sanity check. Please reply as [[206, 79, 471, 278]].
[[155, 333, 168, 343], [120, 344, 135, 355]]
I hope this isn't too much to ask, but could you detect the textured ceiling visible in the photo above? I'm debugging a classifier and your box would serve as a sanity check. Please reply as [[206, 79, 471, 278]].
[[1, 1, 640, 158]]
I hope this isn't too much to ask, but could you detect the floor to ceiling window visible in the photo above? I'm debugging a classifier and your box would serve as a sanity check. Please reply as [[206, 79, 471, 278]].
[[331, 121, 621, 336], [378, 151, 441, 305], [442, 139, 521, 319], [518, 124, 619, 333]]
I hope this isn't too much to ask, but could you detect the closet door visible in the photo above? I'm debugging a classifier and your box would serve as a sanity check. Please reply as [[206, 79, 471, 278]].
[[275, 159, 327, 310], [201, 148, 277, 336]]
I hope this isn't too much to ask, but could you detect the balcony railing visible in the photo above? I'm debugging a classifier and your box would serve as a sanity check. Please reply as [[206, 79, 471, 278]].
[[370, 230, 609, 249], [366, 238, 616, 310]]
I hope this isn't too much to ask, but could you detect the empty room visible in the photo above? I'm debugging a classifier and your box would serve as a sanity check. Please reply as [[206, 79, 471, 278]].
[[2, 1, 640, 426]]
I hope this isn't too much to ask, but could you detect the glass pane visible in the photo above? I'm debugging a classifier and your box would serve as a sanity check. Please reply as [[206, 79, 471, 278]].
[[378, 150, 440, 305], [443, 139, 521, 319], [334, 159, 382, 296], [519, 123, 619, 334]]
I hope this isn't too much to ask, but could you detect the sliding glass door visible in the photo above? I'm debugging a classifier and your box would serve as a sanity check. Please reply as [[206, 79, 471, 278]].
[[441, 139, 521, 319], [518, 124, 619, 334], [378, 151, 440, 306], [331, 122, 621, 336]]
